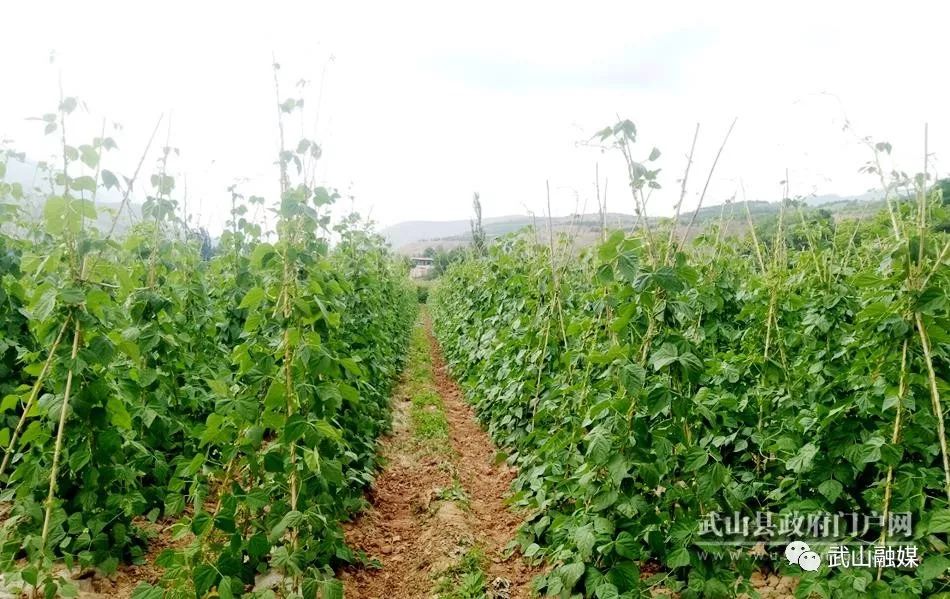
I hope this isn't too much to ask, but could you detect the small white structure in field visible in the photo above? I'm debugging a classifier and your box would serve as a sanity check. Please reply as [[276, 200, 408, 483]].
[[409, 256, 433, 279]]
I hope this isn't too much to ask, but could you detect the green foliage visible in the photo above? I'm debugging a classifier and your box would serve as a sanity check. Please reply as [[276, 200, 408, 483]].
[[401, 320, 450, 450], [434, 546, 490, 599], [0, 74, 415, 597], [422, 246, 467, 279], [0, 196, 30, 401], [416, 283, 430, 304], [934, 178, 950, 206], [433, 125, 950, 597]]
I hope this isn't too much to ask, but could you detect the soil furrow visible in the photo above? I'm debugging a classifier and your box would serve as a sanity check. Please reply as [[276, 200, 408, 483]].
[[340, 313, 539, 598]]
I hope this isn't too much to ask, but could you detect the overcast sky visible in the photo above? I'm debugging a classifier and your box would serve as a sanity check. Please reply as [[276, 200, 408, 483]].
[[1, 2, 947, 233]]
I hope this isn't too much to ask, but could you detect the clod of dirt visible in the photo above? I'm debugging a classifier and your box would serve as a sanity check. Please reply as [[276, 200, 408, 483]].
[[434, 501, 467, 527], [253, 571, 290, 593], [490, 576, 513, 599]]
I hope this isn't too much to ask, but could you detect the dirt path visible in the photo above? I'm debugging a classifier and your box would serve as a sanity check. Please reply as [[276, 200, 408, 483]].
[[340, 313, 540, 598]]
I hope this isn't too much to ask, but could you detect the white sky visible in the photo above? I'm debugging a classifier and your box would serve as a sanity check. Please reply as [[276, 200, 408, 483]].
[[1, 1, 947, 233]]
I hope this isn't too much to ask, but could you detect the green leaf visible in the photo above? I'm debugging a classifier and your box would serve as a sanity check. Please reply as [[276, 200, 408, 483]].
[[218, 577, 235, 599], [607, 454, 629, 486], [614, 531, 638, 559], [106, 397, 132, 429], [314, 419, 343, 443], [595, 582, 620, 599], [919, 555, 950, 581], [250, 243, 276, 268], [284, 415, 309, 442], [703, 578, 731, 598], [586, 428, 612, 465], [0, 395, 19, 413], [620, 362, 646, 395], [70, 175, 97, 193], [22, 567, 38, 586], [130, 583, 164, 599], [617, 253, 638, 283], [666, 547, 691, 568], [650, 342, 680, 370], [268, 510, 302, 542], [239, 286, 266, 310], [101, 170, 119, 189], [263, 380, 286, 410], [191, 512, 212, 535], [683, 446, 709, 471], [79, 145, 99, 168], [85, 289, 111, 320], [32, 287, 57, 321], [606, 562, 639, 592], [817, 479, 843, 503], [58, 287, 85, 305], [928, 509, 950, 534], [320, 579, 343, 599], [193, 564, 219, 597], [559, 562, 585, 590], [787, 443, 818, 473], [574, 524, 596, 560], [247, 533, 270, 559]]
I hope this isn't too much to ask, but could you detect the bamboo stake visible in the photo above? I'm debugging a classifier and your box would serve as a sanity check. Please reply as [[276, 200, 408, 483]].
[[101, 117, 164, 243], [916, 313, 950, 502], [867, 143, 902, 242], [741, 183, 766, 274], [595, 164, 606, 243], [0, 318, 71, 480], [546, 181, 569, 350], [41, 321, 82, 548], [273, 61, 301, 595], [677, 118, 737, 254], [878, 340, 909, 580], [147, 119, 174, 288], [666, 123, 700, 264]]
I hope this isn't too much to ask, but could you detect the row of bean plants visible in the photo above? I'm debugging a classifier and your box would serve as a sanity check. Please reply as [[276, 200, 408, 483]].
[[0, 71, 415, 598], [433, 122, 950, 598]]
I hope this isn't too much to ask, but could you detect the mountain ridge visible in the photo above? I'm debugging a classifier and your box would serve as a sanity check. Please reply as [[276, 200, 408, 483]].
[[380, 191, 884, 253]]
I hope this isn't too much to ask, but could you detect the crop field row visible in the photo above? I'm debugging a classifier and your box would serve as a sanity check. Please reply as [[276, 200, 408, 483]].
[[0, 81, 416, 598], [0, 80, 948, 599], [432, 123, 950, 598]]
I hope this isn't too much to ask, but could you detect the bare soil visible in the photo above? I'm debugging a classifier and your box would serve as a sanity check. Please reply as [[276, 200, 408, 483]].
[[340, 317, 541, 598]]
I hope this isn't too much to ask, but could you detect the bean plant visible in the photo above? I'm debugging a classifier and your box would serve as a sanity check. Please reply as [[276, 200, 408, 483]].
[[0, 68, 414, 598], [433, 120, 950, 598]]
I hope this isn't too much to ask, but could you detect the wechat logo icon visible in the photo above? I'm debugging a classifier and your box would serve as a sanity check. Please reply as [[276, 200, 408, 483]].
[[786, 540, 821, 572]]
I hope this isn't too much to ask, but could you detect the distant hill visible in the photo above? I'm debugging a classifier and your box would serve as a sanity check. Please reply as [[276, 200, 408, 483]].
[[381, 213, 642, 255], [805, 191, 881, 207], [382, 192, 886, 254], [380, 215, 529, 249]]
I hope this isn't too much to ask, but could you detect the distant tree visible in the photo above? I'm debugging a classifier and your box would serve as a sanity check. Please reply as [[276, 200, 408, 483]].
[[470, 192, 486, 255], [931, 178, 950, 232], [933, 178, 950, 205], [197, 227, 214, 261], [755, 204, 835, 252], [420, 246, 466, 279]]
